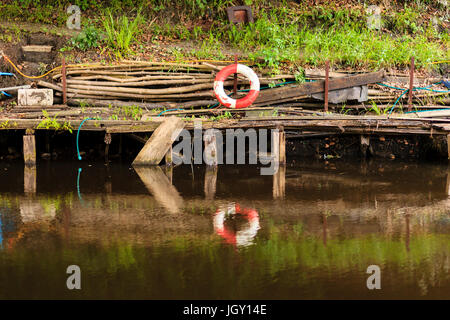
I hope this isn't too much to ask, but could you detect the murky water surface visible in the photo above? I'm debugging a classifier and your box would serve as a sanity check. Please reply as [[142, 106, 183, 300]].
[[0, 160, 449, 299]]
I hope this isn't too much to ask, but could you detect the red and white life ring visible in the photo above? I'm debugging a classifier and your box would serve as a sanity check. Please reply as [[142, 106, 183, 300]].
[[213, 64, 260, 109], [213, 203, 260, 247]]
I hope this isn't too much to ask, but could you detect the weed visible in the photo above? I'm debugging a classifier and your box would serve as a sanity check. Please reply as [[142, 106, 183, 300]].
[[70, 26, 102, 51], [103, 8, 144, 58]]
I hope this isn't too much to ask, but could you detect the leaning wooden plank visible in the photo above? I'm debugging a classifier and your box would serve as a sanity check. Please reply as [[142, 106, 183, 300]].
[[255, 70, 386, 104], [132, 116, 185, 165]]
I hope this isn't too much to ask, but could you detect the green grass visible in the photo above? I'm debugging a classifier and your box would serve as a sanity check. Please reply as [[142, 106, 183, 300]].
[[102, 8, 144, 58], [0, 1, 447, 71]]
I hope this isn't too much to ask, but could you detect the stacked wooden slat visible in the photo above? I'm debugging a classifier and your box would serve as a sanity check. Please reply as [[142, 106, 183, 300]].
[[34, 61, 449, 111]]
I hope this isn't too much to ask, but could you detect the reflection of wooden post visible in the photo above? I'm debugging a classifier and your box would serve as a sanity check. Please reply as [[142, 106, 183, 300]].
[[24, 165, 36, 194], [204, 166, 218, 200], [134, 166, 183, 213], [322, 213, 327, 246], [164, 164, 173, 184], [23, 132, 36, 166], [446, 166, 450, 197], [405, 214, 410, 252], [273, 164, 285, 199]]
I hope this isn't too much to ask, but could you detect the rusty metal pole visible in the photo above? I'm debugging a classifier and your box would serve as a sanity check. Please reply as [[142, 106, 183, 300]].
[[62, 57, 67, 105], [233, 54, 238, 97], [408, 56, 415, 112], [324, 60, 329, 112]]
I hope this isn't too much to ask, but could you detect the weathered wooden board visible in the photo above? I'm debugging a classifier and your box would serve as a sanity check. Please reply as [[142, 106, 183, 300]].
[[255, 70, 385, 104], [23, 135, 36, 165], [132, 116, 185, 165]]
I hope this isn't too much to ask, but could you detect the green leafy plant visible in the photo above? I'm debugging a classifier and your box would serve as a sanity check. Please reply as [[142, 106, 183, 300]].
[[70, 26, 102, 51]]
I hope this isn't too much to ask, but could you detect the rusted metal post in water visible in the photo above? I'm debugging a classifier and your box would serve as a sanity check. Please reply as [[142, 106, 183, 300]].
[[233, 54, 238, 97], [324, 60, 329, 112], [62, 57, 67, 105], [408, 56, 415, 112]]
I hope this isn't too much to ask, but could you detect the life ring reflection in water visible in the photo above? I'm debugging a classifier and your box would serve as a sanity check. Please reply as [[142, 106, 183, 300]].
[[213, 203, 260, 247]]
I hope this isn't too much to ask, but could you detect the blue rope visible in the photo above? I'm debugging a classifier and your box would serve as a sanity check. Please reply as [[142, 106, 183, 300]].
[[0, 73, 14, 76], [378, 81, 450, 115], [157, 108, 183, 116], [1, 91, 11, 97], [76, 117, 98, 160], [405, 108, 450, 114], [388, 89, 409, 116]]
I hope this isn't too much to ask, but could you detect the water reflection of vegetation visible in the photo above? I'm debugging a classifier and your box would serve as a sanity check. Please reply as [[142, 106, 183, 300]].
[[0, 225, 448, 299]]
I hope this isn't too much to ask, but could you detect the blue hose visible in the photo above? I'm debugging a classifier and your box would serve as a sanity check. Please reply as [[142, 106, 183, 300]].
[[1, 91, 11, 97], [0, 73, 14, 76], [76, 117, 98, 160]]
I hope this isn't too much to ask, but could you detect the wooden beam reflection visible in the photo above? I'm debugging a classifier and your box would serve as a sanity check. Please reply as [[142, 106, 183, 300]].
[[134, 166, 183, 214]]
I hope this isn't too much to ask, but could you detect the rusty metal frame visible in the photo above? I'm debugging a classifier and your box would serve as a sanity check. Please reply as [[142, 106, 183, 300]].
[[226, 6, 254, 24]]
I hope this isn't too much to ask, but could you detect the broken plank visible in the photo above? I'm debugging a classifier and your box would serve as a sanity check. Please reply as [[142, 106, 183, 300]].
[[255, 70, 385, 104], [132, 116, 185, 166]]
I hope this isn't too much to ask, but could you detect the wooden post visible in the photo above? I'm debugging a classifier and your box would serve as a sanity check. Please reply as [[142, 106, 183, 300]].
[[233, 54, 238, 96], [360, 135, 370, 158], [104, 133, 112, 164], [447, 134, 450, 160], [204, 166, 218, 200], [24, 164, 36, 194], [272, 163, 285, 199], [23, 132, 36, 166], [133, 116, 185, 166], [324, 60, 329, 112], [408, 56, 415, 112], [272, 129, 280, 164], [204, 130, 218, 166], [279, 127, 286, 165], [62, 57, 67, 105]]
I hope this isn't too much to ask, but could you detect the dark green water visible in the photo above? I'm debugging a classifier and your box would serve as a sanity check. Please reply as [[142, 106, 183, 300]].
[[0, 160, 449, 299]]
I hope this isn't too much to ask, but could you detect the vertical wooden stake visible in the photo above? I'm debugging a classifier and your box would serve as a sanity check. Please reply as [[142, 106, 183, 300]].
[[447, 134, 450, 160], [104, 133, 112, 164], [204, 130, 218, 166], [233, 54, 238, 96], [324, 60, 329, 112], [408, 56, 415, 112], [279, 127, 286, 165], [62, 57, 67, 105], [23, 133, 36, 166], [24, 164, 36, 194], [272, 129, 280, 164]]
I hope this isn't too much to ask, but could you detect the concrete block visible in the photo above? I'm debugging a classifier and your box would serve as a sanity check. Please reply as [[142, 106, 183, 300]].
[[18, 89, 53, 106]]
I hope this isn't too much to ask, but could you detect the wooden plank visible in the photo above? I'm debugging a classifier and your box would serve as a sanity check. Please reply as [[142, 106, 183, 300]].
[[23, 135, 36, 165], [255, 70, 385, 104], [132, 116, 185, 166]]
